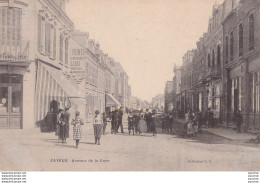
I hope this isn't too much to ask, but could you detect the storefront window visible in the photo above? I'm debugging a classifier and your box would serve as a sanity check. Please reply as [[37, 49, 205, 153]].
[[0, 87, 8, 113], [12, 86, 21, 113]]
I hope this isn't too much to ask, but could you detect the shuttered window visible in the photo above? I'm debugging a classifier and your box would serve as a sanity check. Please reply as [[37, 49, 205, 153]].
[[249, 14, 254, 51], [65, 37, 68, 65], [59, 34, 63, 63], [45, 22, 51, 56], [0, 7, 22, 51], [53, 28, 56, 59]]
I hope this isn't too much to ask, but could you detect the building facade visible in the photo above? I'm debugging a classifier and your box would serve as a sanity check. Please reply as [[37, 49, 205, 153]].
[[0, 0, 86, 129], [164, 81, 174, 113], [222, 0, 260, 131]]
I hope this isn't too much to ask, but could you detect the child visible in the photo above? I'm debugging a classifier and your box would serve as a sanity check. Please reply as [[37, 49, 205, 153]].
[[71, 111, 84, 148], [128, 112, 135, 135]]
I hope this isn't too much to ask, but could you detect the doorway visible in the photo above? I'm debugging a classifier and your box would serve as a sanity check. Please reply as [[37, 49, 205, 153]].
[[0, 74, 23, 129]]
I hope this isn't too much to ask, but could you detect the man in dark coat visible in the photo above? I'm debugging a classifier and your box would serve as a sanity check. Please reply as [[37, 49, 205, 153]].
[[133, 111, 142, 135], [111, 111, 118, 134], [144, 109, 151, 133], [128, 111, 135, 135], [117, 107, 124, 133], [63, 107, 70, 140], [150, 110, 157, 136], [236, 110, 243, 133]]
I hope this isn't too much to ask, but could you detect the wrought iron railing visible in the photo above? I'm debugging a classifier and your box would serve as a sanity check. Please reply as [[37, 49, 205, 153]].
[[206, 66, 221, 78], [0, 41, 29, 62]]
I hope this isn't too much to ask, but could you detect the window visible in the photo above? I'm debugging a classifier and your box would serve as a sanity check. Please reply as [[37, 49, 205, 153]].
[[65, 38, 68, 65], [225, 36, 229, 62], [230, 31, 234, 61], [59, 34, 63, 63], [207, 54, 211, 67], [0, 7, 22, 48], [45, 22, 50, 56], [53, 28, 56, 59], [217, 45, 221, 66], [249, 14, 254, 51], [212, 49, 215, 67], [239, 24, 243, 56], [249, 72, 260, 113]]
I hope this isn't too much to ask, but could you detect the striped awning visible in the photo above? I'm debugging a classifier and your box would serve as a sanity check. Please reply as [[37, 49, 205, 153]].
[[35, 62, 83, 122], [105, 93, 121, 108]]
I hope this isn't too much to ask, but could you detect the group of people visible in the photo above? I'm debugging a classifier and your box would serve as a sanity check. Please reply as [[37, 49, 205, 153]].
[[55, 107, 107, 148], [127, 111, 142, 135], [55, 107, 85, 148], [144, 109, 157, 136], [185, 110, 199, 137], [110, 107, 124, 134], [161, 114, 174, 134]]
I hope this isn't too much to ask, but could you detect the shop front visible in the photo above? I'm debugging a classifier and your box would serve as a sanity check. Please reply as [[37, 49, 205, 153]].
[[105, 92, 121, 116]]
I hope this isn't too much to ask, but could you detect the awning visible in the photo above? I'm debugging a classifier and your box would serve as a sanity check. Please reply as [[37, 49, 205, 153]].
[[40, 62, 83, 98], [105, 93, 121, 108]]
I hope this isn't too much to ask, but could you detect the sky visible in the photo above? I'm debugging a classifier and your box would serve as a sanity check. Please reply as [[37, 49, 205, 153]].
[[66, 0, 224, 102]]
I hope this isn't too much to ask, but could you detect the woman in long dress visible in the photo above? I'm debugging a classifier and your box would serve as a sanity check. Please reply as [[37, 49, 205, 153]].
[[93, 110, 103, 145], [71, 111, 84, 148]]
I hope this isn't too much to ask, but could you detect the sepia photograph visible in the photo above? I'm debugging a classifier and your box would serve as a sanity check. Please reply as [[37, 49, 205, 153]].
[[0, 0, 260, 172]]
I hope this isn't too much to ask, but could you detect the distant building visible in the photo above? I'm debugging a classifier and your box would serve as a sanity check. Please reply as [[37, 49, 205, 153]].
[[152, 94, 164, 112], [164, 81, 174, 113]]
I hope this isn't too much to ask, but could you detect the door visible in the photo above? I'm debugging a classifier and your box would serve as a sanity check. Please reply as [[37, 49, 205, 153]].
[[0, 74, 22, 129], [0, 85, 22, 129]]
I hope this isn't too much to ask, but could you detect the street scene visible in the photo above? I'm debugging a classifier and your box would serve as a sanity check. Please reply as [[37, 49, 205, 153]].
[[0, 116, 260, 171], [0, 0, 260, 172]]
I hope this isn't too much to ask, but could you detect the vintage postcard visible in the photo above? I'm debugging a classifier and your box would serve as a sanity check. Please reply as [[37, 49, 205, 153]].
[[0, 0, 260, 172]]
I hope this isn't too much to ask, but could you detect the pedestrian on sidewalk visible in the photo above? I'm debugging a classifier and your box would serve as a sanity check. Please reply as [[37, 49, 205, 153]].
[[236, 110, 243, 133], [93, 110, 103, 145], [55, 109, 63, 141], [63, 106, 70, 140], [128, 111, 135, 135], [71, 111, 84, 148], [58, 109, 67, 143], [102, 113, 107, 135], [117, 107, 124, 133]]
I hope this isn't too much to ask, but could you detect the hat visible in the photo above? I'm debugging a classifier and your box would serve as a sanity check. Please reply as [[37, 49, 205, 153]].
[[75, 111, 80, 116]]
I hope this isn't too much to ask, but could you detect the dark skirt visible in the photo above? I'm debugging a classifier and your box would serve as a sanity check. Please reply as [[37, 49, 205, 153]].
[[94, 124, 102, 138], [59, 125, 66, 140]]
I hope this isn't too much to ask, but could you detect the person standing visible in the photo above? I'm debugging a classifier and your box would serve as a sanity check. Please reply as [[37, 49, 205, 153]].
[[71, 111, 84, 148], [93, 110, 103, 145], [150, 110, 157, 136], [134, 111, 142, 135], [102, 113, 107, 135], [111, 111, 118, 134], [55, 109, 63, 141], [63, 106, 70, 140], [128, 111, 135, 135], [144, 109, 151, 133], [236, 110, 243, 133], [117, 107, 124, 133], [58, 109, 67, 143]]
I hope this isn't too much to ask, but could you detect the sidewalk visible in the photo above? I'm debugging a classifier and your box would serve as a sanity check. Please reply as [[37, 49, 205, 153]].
[[174, 118, 258, 141], [201, 127, 258, 141]]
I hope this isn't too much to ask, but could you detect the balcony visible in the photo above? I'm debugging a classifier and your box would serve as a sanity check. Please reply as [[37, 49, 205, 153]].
[[0, 41, 30, 66], [205, 66, 221, 80]]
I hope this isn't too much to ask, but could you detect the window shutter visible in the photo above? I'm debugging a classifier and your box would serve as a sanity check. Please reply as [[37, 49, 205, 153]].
[[38, 14, 42, 51], [53, 28, 56, 59]]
